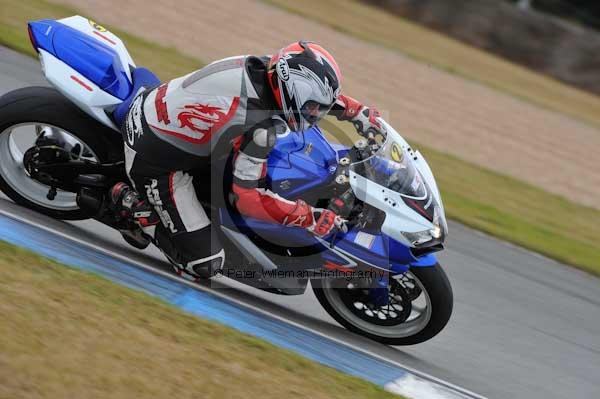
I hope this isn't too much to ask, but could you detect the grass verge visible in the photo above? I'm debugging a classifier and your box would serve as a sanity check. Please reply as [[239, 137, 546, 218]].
[[421, 147, 600, 271], [264, 0, 600, 130], [1, 0, 599, 275], [0, 242, 399, 399]]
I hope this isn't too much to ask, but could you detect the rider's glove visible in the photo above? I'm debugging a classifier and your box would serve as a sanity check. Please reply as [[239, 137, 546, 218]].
[[310, 208, 348, 237], [335, 94, 382, 137], [282, 200, 347, 237]]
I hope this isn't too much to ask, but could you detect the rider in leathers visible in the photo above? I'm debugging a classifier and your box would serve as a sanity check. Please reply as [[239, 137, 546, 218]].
[[111, 41, 383, 280]]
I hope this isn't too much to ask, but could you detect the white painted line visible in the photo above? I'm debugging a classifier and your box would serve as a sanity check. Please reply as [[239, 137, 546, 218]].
[[385, 374, 473, 399], [0, 206, 487, 399]]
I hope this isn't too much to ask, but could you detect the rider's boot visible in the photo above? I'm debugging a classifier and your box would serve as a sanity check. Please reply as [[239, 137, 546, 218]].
[[109, 182, 157, 249]]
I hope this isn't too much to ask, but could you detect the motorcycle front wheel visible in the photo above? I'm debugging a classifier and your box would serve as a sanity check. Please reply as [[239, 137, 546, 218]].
[[312, 263, 453, 345]]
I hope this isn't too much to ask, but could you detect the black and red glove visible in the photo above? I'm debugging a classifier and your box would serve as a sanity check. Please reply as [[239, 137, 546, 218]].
[[310, 208, 347, 237], [282, 200, 347, 237], [335, 94, 382, 137]]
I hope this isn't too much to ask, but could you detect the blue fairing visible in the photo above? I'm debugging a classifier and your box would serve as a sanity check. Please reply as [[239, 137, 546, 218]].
[[224, 208, 437, 272], [330, 232, 437, 272], [409, 253, 438, 267], [28, 19, 132, 100], [219, 125, 437, 273], [268, 126, 338, 198], [222, 211, 437, 274], [264, 126, 437, 271]]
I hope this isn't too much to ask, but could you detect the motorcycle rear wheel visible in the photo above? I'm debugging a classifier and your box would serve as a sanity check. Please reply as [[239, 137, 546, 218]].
[[312, 263, 453, 345], [0, 86, 122, 220]]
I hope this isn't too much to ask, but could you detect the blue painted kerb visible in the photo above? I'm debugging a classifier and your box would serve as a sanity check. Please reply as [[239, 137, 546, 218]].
[[0, 214, 407, 387]]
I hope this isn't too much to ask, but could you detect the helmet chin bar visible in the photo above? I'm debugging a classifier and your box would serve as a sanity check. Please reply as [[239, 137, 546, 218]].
[[301, 100, 331, 127]]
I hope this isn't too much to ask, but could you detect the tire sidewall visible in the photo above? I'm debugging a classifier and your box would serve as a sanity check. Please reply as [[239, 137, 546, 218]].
[[312, 263, 453, 345], [0, 87, 123, 220]]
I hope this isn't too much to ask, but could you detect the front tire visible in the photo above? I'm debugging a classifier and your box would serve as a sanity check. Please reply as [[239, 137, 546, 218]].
[[0, 86, 123, 220], [312, 263, 453, 345]]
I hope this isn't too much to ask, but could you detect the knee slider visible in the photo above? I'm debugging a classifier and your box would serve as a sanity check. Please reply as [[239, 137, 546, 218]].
[[185, 249, 225, 278]]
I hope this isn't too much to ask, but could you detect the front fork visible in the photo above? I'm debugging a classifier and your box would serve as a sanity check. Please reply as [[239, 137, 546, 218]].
[[366, 253, 438, 307], [368, 272, 390, 307]]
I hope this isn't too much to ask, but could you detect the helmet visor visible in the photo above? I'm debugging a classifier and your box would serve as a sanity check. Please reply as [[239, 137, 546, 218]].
[[300, 100, 333, 127]]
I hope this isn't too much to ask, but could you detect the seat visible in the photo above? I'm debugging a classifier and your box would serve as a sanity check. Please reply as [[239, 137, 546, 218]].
[[112, 67, 161, 128]]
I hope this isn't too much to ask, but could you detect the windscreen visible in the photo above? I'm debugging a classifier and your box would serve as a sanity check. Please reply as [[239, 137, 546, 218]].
[[350, 135, 426, 199]]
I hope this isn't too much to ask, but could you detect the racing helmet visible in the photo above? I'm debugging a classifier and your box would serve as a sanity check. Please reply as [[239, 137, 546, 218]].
[[267, 41, 342, 131]]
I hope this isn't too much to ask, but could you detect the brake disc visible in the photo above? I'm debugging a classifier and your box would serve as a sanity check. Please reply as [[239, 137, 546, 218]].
[[336, 278, 412, 326]]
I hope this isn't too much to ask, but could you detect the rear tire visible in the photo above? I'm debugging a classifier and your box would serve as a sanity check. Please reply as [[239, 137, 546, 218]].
[[0, 86, 123, 220], [312, 263, 453, 345]]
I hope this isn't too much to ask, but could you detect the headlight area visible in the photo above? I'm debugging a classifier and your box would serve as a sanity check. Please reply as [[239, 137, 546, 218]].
[[403, 227, 445, 258], [402, 207, 446, 249], [401, 229, 438, 247]]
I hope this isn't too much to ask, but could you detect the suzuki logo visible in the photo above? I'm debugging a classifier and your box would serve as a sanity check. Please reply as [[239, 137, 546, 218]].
[[279, 180, 292, 190]]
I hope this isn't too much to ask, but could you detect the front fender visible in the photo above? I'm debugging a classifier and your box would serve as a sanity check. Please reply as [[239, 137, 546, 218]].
[[410, 253, 438, 267], [389, 253, 438, 274]]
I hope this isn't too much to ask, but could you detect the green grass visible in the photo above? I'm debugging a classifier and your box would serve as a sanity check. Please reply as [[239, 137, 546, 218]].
[[0, 242, 399, 399], [265, 0, 600, 130], [1, 0, 599, 275], [421, 147, 600, 270]]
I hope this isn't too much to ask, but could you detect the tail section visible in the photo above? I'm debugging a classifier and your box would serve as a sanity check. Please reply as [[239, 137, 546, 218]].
[[28, 16, 137, 130]]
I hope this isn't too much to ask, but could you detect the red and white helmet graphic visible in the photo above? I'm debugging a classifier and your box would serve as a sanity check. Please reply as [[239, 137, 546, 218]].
[[268, 41, 342, 132]]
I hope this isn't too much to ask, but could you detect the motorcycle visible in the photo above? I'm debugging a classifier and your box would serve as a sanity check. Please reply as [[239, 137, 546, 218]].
[[0, 16, 453, 345]]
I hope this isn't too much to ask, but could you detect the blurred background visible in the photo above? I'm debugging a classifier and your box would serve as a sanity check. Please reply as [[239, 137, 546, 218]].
[[370, 0, 600, 94]]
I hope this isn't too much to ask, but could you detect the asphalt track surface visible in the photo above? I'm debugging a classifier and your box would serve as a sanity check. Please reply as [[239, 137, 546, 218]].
[[1, 46, 599, 399]]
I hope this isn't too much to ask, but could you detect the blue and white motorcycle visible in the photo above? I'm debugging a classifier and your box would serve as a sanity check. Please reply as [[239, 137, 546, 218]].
[[0, 16, 452, 345]]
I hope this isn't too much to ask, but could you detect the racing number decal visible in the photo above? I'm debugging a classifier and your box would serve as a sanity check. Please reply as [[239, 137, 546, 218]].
[[391, 142, 404, 163], [88, 19, 108, 32]]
